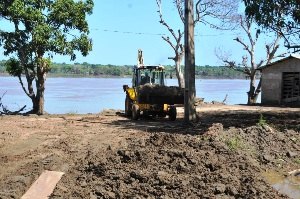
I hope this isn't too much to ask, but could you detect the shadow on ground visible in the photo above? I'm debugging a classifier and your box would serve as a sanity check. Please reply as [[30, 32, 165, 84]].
[[101, 110, 300, 135]]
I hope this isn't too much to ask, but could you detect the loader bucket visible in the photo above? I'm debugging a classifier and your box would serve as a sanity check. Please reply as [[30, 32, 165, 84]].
[[137, 84, 184, 105]]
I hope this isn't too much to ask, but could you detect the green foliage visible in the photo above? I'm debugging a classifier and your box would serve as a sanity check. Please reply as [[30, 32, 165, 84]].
[[257, 114, 267, 126], [48, 63, 133, 76], [36, 57, 52, 72], [0, 60, 7, 73], [0, 0, 94, 114], [5, 58, 23, 77], [165, 65, 245, 79], [295, 159, 300, 164], [0, 61, 250, 78], [226, 136, 243, 151], [49, 64, 245, 78], [244, 0, 300, 41], [0, 0, 94, 64]]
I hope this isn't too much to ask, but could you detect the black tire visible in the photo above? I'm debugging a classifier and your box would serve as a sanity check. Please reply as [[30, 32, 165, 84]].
[[168, 106, 177, 121], [125, 96, 132, 117], [132, 104, 140, 120]]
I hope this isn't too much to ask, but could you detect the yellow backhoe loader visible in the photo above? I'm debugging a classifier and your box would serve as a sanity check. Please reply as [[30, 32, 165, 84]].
[[123, 50, 184, 120]]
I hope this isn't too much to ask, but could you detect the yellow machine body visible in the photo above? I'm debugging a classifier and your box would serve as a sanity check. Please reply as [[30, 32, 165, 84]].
[[125, 87, 169, 112], [123, 63, 179, 121]]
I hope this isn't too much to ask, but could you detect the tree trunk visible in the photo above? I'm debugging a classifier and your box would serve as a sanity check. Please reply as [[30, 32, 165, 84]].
[[31, 98, 38, 114], [247, 76, 257, 105], [252, 77, 262, 104], [175, 60, 185, 88], [184, 0, 197, 122], [26, 78, 45, 115], [30, 80, 45, 115], [35, 63, 46, 115], [36, 94, 45, 115]]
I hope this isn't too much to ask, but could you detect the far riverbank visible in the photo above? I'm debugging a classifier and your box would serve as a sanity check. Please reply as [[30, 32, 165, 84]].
[[0, 72, 249, 79]]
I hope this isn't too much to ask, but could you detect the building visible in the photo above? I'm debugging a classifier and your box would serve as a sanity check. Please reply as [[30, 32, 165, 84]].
[[259, 54, 300, 105]]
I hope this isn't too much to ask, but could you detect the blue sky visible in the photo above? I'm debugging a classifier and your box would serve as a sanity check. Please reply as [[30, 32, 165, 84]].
[[83, 0, 242, 66], [0, 0, 291, 66]]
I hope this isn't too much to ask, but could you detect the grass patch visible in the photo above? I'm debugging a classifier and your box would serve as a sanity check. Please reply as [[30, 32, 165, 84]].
[[226, 136, 243, 151], [295, 159, 300, 164], [257, 114, 267, 126]]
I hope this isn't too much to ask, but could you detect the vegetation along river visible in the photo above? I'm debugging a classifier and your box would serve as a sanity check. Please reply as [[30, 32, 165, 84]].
[[0, 77, 259, 114]]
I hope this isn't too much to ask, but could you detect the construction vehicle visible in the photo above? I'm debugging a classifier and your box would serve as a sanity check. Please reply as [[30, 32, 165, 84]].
[[123, 50, 184, 121]]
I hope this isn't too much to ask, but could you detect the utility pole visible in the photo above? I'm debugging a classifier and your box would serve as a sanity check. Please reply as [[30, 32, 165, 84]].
[[184, 0, 197, 122]]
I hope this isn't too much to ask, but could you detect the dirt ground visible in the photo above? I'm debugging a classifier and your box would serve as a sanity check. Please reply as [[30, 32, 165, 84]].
[[0, 105, 299, 198]]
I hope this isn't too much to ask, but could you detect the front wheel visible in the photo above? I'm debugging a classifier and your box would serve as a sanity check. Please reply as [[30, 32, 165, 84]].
[[132, 104, 140, 120], [168, 106, 177, 121], [125, 96, 132, 117]]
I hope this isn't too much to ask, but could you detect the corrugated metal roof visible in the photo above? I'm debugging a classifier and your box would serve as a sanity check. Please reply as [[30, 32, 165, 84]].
[[257, 54, 300, 71]]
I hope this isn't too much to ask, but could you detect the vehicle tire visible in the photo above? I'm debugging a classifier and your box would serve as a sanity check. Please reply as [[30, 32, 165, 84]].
[[125, 96, 132, 117], [168, 106, 177, 121], [132, 104, 140, 120]]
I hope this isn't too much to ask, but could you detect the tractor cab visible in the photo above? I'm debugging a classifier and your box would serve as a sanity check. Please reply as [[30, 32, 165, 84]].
[[132, 65, 165, 88]]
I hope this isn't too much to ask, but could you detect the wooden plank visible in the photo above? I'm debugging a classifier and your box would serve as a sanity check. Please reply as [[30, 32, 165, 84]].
[[21, 171, 64, 199]]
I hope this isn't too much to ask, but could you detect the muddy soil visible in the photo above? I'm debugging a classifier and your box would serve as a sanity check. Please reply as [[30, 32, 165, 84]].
[[0, 105, 299, 198]]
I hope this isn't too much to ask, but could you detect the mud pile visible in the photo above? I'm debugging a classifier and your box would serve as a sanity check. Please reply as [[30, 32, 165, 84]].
[[137, 84, 184, 104], [51, 124, 299, 198]]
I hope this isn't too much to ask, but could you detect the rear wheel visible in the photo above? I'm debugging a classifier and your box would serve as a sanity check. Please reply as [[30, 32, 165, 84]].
[[125, 96, 132, 117], [168, 106, 177, 121], [132, 104, 140, 120]]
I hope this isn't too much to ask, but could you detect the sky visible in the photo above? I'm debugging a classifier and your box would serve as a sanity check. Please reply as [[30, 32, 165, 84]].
[[0, 0, 292, 66], [83, 0, 242, 66]]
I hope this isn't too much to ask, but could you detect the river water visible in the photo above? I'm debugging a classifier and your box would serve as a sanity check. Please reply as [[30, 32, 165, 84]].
[[0, 77, 260, 114]]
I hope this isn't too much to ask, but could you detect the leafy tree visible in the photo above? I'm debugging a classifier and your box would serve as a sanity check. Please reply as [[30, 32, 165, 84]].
[[244, 0, 300, 48], [0, 0, 93, 114]]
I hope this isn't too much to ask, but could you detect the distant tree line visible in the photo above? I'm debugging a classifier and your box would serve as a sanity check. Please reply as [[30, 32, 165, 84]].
[[0, 60, 246, 79]]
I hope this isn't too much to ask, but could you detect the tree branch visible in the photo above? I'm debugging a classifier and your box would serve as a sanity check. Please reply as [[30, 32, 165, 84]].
[[194, 0, 202, 25], [234, 37, 251, 55], [156, 0, 178, 42], [162, 36, 176, 52], [17, 75, 31, 98], [215, 48, 251, 76], [266, 33, 281, 64], [174, 0, 184, 24]]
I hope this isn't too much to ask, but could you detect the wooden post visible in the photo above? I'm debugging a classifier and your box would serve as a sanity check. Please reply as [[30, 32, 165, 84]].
[[184, 0, 197, 122]]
